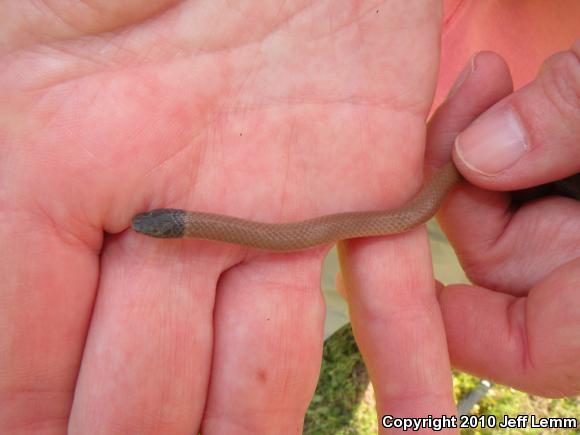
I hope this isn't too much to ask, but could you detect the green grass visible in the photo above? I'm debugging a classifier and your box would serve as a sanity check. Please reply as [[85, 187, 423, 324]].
[[304, 323, 376, 434], [305, 323, 579, 434]]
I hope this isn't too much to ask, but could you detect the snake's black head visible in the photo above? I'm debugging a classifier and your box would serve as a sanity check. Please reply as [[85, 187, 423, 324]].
[[132, 209, 187, 238]]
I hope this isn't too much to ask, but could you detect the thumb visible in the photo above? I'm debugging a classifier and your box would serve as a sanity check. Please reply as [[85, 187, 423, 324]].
[[453, 40, 580, 190]]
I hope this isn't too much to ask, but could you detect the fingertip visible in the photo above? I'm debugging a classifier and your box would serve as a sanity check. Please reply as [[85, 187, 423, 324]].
[[446, 51, 513, 103], [426, 51, 513, 168], [453, 45, 580, 191]]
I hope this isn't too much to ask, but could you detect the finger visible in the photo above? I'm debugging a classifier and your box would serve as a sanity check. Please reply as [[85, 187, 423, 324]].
[[339, 230, 457, 428], [426, 52, 515, 290], [439, 257, 580, 397], [0, 210, 100, 432], [201, 252, 325, 434], [426, 51, 514, 168], [453, 41, 580, 187], [336, 5, 462, 425], [69, 237, 229, 433], [438, 45, 580, 295]]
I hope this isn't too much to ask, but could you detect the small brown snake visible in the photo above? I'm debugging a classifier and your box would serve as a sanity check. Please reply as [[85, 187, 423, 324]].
[[132, 162, 462, 251]]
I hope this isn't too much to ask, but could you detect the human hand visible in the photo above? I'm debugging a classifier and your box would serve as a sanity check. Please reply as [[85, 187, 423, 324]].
[[338, 44, 579, 433], [433, 44, 580, 396], [0, 1, 442, 433], [337, 52, 510, 432]]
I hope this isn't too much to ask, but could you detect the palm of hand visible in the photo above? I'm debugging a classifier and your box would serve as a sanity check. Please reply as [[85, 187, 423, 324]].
[[1, 1, 440, 432]]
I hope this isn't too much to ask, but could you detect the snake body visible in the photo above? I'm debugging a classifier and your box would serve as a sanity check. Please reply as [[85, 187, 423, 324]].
[[132, 162, 462, 251]]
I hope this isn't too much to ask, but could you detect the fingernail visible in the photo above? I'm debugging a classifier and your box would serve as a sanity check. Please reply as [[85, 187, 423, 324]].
[[455, 107, 528, 175], [447, 53, 478, 99]]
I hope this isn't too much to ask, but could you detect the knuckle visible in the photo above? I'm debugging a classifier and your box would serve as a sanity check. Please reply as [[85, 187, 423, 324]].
[[539, 50, 580, 116]]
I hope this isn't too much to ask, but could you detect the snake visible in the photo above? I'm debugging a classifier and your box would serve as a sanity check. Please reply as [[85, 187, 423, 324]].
[[131, 162, 462, 251]]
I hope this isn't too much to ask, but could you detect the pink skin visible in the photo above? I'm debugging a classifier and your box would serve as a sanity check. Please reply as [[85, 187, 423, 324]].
[[340, 46, 580, 434], [436, 46, 580, 397], [1, 1, 579, 434], [338, 45, 580, 431], [437, 0, 580, 107], [0, 1, 442, 434]]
